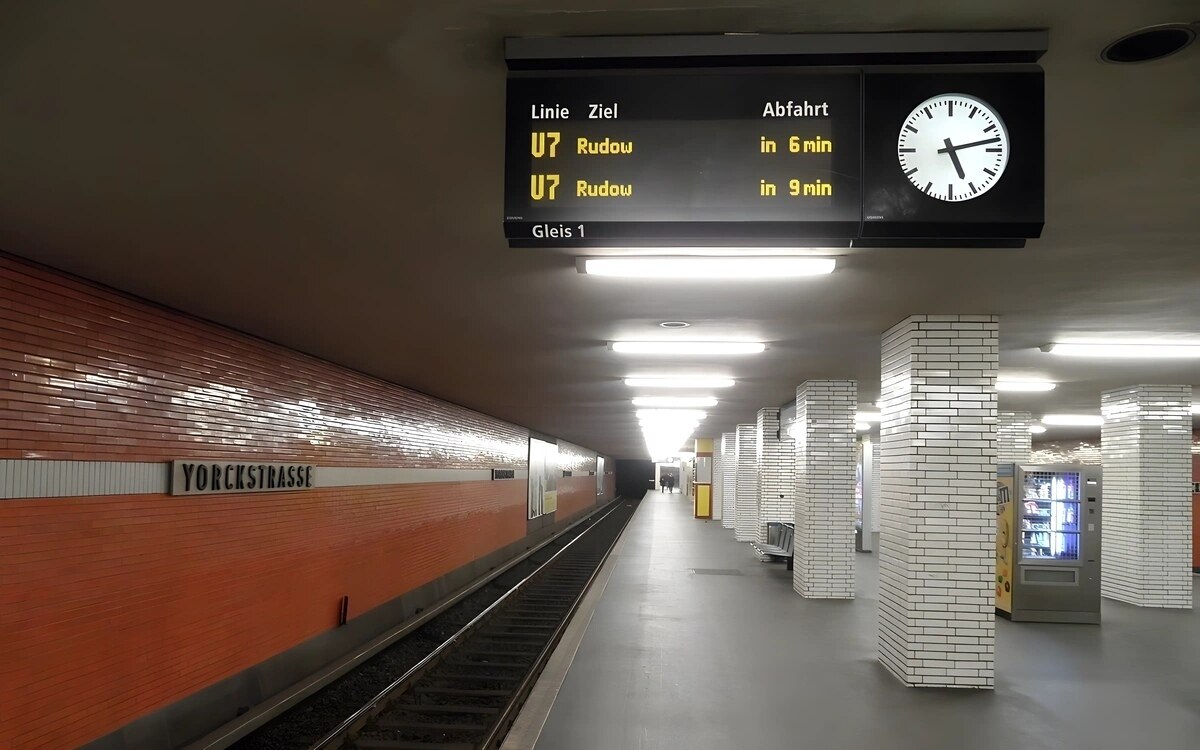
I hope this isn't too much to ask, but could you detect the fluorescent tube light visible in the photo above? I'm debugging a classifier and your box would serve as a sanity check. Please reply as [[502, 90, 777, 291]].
[[996, 379, 1057, 392], [581, 256, 836, 278], [1029, 424, 1047, 434], [856, 410, 882, 423], [855, 422, 871, 432], [1041, 414, 1104, 426], [624, 377, 735, 389], [1042, 342, 1200, 358], [637, 409, 707, 422], [611, 341, 766, 355], [633, 396, 717, 408]]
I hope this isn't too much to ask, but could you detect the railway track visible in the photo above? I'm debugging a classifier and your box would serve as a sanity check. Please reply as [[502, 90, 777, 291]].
[[307, 499, 637, 750]]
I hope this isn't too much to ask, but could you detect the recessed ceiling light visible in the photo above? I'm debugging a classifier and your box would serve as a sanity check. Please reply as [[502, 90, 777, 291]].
[[997, 379, 1057, 392], [611, 341, 766, 355], [1041, 341, 1200, 358], [855, 422, 871, 432], [579, 256, 836, 278], [1029, 424, 1047, 434], [632, 396, 718, 408], [1042, 414, 1104, 426], [856, 410, 882, 423], [658, 320, 691, 329], [1101, 24, 1196, 63], [624, 377, 735, 389]]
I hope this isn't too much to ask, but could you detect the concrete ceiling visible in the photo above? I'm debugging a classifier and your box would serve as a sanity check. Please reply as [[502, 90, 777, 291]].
[[1, 1, 1198, 458]]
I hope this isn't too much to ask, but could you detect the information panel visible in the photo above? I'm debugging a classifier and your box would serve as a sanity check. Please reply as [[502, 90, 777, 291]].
[[504, 70, 863, 244]]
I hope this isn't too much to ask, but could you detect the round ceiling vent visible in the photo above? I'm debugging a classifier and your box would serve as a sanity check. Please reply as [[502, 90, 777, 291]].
[[658, 320, 691, 329], [1101, 23, 1196, 63]]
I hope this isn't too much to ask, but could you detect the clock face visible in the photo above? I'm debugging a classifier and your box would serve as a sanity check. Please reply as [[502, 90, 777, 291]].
[[897, 93, 1010, 202]]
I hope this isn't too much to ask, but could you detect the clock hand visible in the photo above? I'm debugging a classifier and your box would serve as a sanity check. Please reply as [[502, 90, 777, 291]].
[[942, 138, 966, 179], [936, 136, 1001, 154]]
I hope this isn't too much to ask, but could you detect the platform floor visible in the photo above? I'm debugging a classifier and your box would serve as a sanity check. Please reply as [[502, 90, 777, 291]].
[[534, 491, 1200, 750]]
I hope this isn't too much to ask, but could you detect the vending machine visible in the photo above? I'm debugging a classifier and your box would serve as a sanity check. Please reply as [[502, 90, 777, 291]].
[[996, 464, 1102, 623]]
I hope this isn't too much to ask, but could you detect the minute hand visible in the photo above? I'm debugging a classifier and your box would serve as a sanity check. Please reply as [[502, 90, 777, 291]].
[[937, 136, 1000, 153]]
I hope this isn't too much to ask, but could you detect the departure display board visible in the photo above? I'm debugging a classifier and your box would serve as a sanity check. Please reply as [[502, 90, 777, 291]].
[[504, 70, 862, 244], [504, 66, 1044, 247]]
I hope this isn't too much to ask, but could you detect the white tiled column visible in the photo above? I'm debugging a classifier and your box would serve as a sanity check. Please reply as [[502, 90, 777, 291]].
[[1101, 385, 1193, 609], [792, 380, 858, 598], [734, 423, 758, 542], [878, 315, 998, 689], [712, 436, 724, 522], [997, 411, 1032, 462], [721, 432, 736, 530], [756, 408, 793, 545]]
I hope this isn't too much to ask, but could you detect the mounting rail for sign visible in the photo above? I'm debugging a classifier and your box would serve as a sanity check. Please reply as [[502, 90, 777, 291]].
[[503, 32, 1047, 249]]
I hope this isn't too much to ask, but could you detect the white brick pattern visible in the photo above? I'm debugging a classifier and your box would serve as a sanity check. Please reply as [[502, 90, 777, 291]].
[[1100, 385, 1193, 609], [712, 437, 724, 522], [792, 381, 857, 598], [878, 315, 998, 689], [756, 408, 793, 545], [997, 411, 1032, 462], [721, 432, 737, 529], [734, 424, 759, 542]]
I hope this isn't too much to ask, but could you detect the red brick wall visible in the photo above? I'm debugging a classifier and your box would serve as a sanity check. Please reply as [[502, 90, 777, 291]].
[[556, 475, 598, 519], [0, 255, 611, 748]]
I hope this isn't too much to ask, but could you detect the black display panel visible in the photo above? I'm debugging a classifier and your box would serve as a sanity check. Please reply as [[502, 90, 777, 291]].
[[504, 69, 863, 244], [504, 66, 1043, 247], [861, 68, 1044, 240]]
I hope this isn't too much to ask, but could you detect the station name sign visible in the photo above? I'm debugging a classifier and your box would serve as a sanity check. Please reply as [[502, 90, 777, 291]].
[[504, 66, 1044, 246], [171, 460, 317, 496]]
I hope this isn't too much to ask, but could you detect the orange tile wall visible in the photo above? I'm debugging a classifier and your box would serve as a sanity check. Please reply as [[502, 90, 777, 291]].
[[0, 254, 610, 748], [556, 475, 599, 519]]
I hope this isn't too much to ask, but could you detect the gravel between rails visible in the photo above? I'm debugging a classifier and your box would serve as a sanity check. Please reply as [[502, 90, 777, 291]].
[[232, 518, 601, 750]]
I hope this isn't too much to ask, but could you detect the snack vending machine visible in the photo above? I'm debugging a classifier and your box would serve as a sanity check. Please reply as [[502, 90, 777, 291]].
[[996, 464, 1102, 623]]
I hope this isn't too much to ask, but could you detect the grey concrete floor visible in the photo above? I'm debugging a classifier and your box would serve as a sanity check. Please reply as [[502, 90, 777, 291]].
[[535, 491, 1200, 750]]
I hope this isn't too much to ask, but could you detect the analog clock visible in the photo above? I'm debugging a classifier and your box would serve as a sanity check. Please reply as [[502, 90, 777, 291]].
[[897, 93, 1009, 202]]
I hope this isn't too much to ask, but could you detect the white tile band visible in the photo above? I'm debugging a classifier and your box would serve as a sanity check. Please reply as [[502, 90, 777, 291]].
[[0, 459, 529, 500]]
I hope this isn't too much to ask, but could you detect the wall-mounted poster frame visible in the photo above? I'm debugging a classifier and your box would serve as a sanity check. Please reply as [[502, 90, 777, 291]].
[[528, 436, 559, 518]]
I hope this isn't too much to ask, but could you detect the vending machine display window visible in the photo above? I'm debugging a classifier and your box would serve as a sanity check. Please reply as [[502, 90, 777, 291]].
[[1021, 470, 1081, 561]]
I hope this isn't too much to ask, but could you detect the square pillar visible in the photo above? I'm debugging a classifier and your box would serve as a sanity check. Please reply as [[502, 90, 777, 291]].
[[756, 408, 793, 545], [997, 411, 1032, 462], [712, 436, 724, 522], [793, 380, 857, 598], [1101, 385, 1193, 609], [734, 423, 758, 542], [721, 432, 736, 529], [878, 315, 998, 689]]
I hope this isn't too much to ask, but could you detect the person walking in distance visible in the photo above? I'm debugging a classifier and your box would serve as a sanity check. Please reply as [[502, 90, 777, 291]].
[[660, 473, 667, 494], [666, 473, 675, 494]]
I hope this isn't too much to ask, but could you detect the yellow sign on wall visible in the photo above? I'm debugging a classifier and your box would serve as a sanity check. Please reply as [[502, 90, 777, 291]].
[[995, 471, 1015, 614]]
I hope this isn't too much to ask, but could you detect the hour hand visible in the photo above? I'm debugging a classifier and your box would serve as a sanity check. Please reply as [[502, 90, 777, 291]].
[[942, 138, 966, 179]]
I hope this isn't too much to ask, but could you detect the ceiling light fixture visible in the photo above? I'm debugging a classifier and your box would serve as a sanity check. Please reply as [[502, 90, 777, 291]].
[[1041, 342, 1200, 358], [996, 379, 1057, 392], [1041, 414, 1104, 426], [855, 422, 871, 432], [1029, 424, 1047, 434], [624, 377, 735, 389], [636, 409, 707, 422], [632, 396, 718, 408], [580, 256, 836, 278], [611, 341, 766, 355], [856, 410, 882, 423], [658, 320, 691, 329]]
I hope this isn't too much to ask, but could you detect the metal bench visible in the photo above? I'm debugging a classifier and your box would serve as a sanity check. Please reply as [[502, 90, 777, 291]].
[[752, 521, 794, 570]]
